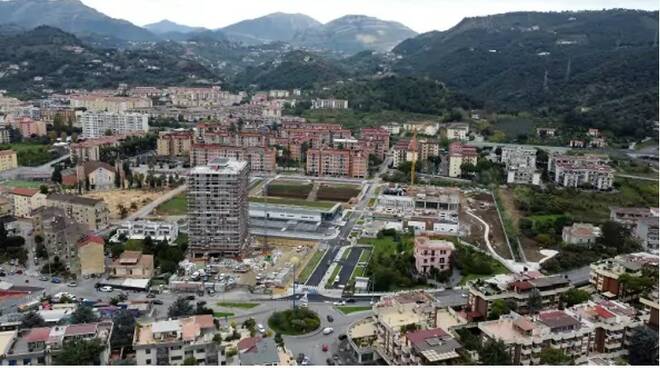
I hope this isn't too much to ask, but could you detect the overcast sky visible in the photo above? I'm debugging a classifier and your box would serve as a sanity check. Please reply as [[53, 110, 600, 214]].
[[81, 0, 658, 33]]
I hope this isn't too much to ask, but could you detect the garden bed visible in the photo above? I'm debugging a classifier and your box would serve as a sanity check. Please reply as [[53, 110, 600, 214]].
[[316, 183, 361, 202]]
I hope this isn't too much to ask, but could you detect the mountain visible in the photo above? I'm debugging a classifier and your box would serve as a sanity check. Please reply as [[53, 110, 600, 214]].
[[0, 26, 217, 98], [0, 0, 157, 42], [221, 12, 321, 45], [144, 19, 207, 35], [235, 50, 349, 89], [393, 9, 659, 137], [293, 15, 417, 55]]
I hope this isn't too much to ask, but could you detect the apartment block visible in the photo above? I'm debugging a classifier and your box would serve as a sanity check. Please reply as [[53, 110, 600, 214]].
[[70, 134, 136, 162], [500, 146, 541, 185], [188, 158, 249, 258], [111, 250, 154, 279], [634, 217, 659, 254], [444, 122, 470, 141], [0, 150, 17, 172], [46, 194, 109, 230], [157, 130, 193, 157], [0, 127, 10, 144], [392, 138, 440, 168], [115, 220, 179, 243], [561, 223, 601, 245], [311, 98, 348, 109], [448, 141, 478, 178], [414, 236, 454, 274], [10, 188, 46, 218], [191, 144, 276, 173], [610, 207, 660, 227], [360, 127, 390, 160], [306, 148, 367, 178], [133, 315, 224, 365], [167, 86, 241, 107], [31, 207, 88, 274], [466, 272, 571, 320], [590, 253, 659, 300], [81, 112, 149, 138], [76, 234, 105, 277], [15, 118, 47, 138], [548, 154, 614, 190], [69, 94, 152, 113]]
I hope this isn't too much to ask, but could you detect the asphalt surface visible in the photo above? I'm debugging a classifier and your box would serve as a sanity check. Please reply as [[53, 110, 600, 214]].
[[336, 247, 364, 286]]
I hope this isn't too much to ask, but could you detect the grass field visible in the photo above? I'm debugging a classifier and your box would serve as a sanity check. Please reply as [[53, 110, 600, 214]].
[[325, 264, 342, 288], [0, 142, 57, 167], [213, 311, 235, 318], [0, 179, 43, 189], [358, 249, 372, 263], [350, 265, 366, 281], [249, 196, 337, 209], [216, 302, 259, 309], [153, 193, 187, 216], [336, 306, 371, 314], [298, 250, 325, 283]]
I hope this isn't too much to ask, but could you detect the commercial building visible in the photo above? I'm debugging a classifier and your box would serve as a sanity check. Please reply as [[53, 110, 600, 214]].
[[115, 220, 179, 243], [589, 253, 659, 300], [0, 150, 18, 172], [80, 112, 149, 138], [46, 194, 109, 230], [500, 146, 541, 185], [444, 122, 470, 141], [547, 154, 614, 190], [191, 144, 276, 173], [413, 236, 454, 274], [157, 130, 194, 157], [561, 223, 601, 245], [133, 315, 225, 365], [311, 98, 348, 110], [69, 94, 152, 113], [448, 142, 478, 178], [111, 250, 154, 279], [9, 188, 46, 218], [188, 158, 249, 258], [306, 148, 368, 178], [466, 272, 571, 320]]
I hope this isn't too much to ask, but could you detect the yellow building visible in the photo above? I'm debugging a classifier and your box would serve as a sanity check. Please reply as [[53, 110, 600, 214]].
[[77, 235, 106, 276], [0, 150, 18, 172], [448, 142, 478, 178], [10, 188, 47, 218], [157, 130, 193, 157]]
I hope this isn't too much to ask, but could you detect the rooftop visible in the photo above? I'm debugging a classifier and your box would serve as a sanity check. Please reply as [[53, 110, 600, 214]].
[[190, 157, 248, 175], [47, 193, 103, 207]]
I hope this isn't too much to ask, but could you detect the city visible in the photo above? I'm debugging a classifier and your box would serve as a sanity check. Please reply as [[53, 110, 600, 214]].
[[0, 0, 658, 366]]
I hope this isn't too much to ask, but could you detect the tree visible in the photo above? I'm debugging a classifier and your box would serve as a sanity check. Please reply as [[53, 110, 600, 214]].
[[39, 184, 48, 194], [182, 356, 198, 365], [51, 164, 63, 183], [168, 297, 194, 318], [111, 310, 136, 348], [53, 338, 106, 365], [480, 339, 512, 365], [21, 310, 46, 328], [488, 299, 511, 320], [539, 347, 571, 365], [560, 289, 590, 307], [628, 326, 659, 365], [527, 288, 542, 314], [70, 304, 99, 324], [274, 332, 284, 347]]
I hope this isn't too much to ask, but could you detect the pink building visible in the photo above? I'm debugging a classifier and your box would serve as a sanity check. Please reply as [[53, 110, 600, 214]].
[[17, 118, 47, 137], [414, 236, 454, 274]]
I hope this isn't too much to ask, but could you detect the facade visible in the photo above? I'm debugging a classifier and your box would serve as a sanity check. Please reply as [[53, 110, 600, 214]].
[[77, 234, 105, 276], [16, 118, 47, 137], [536, 127, 557, 137], [311, 98, 348, 110], [191, 144, 276, 173], [133, 315, 224, 365], [80, 112, 149, 138], [501, 146, 541, 185], [548, 154, 614, 190], [46, 194, 109, 230], [188, 158, 249, 258], [69, 94, 152, 113], [634, 217, 659, 254], [448, 142, 478, 178], [115, 220, 179, 243], [32, 207, 88, 275], [610, 207, 659, 227], [413, 236, 454, 274], [10, 188, 46, 218], [359, 128, 390, 160], [392, 138, 440, 168], [61, 161, 116, 190], [561, 223, 601, 245], [0, 127, 10, 144], [0, 150, 18, 172], [305, 148, 368, 178], [445, 122, 470, 141], [157, 130, 194, 157], [590, 253, 659, 300], [111, 251, 154, 279]]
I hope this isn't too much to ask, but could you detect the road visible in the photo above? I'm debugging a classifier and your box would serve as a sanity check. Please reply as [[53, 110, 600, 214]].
[[615, 173, 659, 182], [0, 154, 71, 180], [336, 247, 364, 286]]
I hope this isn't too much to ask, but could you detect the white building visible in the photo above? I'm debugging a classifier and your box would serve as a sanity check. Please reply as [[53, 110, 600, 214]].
[[81, 112, 149, 138], [548, 154, 614, 190], [501, 146, 541, 185], [445, 122, 470, 141], [562, 223, 601, 245], [115, 220, 179, 243], [311, 98, 349, 110], [634, 216, 659, 254]]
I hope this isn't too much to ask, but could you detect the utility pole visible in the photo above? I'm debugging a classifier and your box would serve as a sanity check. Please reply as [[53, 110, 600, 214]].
[[564, 57, 572, 82]]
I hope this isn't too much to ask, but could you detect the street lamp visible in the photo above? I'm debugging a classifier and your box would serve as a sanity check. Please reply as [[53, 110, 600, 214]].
[[290, 256, 300, 310]]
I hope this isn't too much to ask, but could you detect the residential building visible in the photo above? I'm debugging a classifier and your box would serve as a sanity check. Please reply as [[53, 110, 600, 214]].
[[238, 337, 280, 365], [188, 158, 249, 258], [639, 289, 659, 330], [76, 234, 105, 277], [191, 144, 276, 173], [167, 86, 242, 107], [0, 196, 12, 216], [46, 194, 109, 230], [590, 253, 659, 300], [444, 122, 470, 141], [634, 217, 659, 254], [403, 328, 462, 365], [69, 94, 152, 113], [10, 188, 46, 218], [111, 251, 154, 279], [547, 154, 614, 190], [562, 223, 601, 245], [500, 146, 541, 185], [392, 138, 440, 168], [0, 150, 17, 172], [157, 130, 194, 157], [115, 220, 179, 243], [0, 321, 113, 365], [80, 111, 149, 138], [610, 207, 660, 227], [306, 148, 367, 178], [16, 118, 47, 137], [133, 315, 224, 365], [414, 236, 454, 274], [587, 128, 600, 137], [466, 272, 572, 320], [0, 127, 10, 144], [32, 207, 88, 274], [311, 98, 348, 110], [448, 142, 478, 178], [61, 161, 116, 190], [536, 127, 557, 137], [360, 128, 390, 160]]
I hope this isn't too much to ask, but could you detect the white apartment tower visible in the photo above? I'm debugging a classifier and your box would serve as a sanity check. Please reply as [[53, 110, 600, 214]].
[[188, 158, 249, 258], [81, 111, 149, 138]]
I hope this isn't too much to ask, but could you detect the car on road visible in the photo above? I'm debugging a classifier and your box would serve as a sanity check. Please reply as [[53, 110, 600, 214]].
[[323, 327, 334, 335], [338, 334, 347, 341], [51, 277, 61, 284], [257, 324, 266, 334], [99, 286, 113, 292], [67, 282, 77, 287], [147, 293, 156, 298], [326, 358, 334, 365], [152, 300, 164, 305], [185, 295, 195, 301], [326, 315, 334, 323], [322, 344, 329, 352], [0, 272, 5, 277], [345, 298, 356, 303], [38, 275, 48, 281]]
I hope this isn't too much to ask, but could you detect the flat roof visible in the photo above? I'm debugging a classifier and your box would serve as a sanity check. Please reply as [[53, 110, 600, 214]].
[[0, 330, 17, 355], [190, 158, 248, 175]]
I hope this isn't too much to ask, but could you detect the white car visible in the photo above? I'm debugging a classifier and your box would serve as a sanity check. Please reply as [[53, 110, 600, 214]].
[[322, 327, 334, 335], [257, 324, 266, 334], [99, 286, 113, 292]]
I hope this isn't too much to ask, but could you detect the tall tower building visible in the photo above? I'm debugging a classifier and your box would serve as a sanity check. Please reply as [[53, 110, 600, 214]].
[[188, 157, 249, 258]]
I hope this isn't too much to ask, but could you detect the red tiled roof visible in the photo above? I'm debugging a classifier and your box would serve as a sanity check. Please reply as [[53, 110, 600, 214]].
[[65, 323, 98, 336], [238, 336, 262, 352], [406, 327, 449, 345], [10, 187, 39, 197], [594, 305, 616, 319], [24, 327, 51, 343], [510, 280, 534, 291]]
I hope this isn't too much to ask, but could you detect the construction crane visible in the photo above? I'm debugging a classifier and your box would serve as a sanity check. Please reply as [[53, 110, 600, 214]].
[[410, 128, 417, 186]]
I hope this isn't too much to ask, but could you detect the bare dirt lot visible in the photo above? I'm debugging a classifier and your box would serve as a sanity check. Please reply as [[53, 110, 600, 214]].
[[498, 187, 545, 262], [83, 190, 161, 219], [464, 192, 513, 260]]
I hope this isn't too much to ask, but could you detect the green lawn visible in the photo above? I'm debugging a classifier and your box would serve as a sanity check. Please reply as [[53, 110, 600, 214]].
[[0, 179, 43, 189], [216, 302, 260, 309], [298, 250, 325, 283], [249, 196, 337, 209], [154, 193, 187, 216], [358, 249, 372, 263], [214, 311, 235, 318], [124, 239, 145, 251], [325, 264, 342, 288], [340, 248, 350, 261], [0, 142, 57, 167], [350, 265, 366, 281], [336, 306, 372, 314]]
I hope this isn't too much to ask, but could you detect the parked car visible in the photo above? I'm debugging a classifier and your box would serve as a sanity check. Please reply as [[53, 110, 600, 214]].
[[345, 298, 356, 303], [99, 286, 113, 292], [51, 277, 61, 284], [338, 334, 348, 341], [152, 300, 164, 305], [257, 324, 266, 334], [38, 275, 48, 281], [322, 344, 329, 352], [67, 282, 78, 287], [326, 358, 334, 365], [15, 269, 23, 275], [323, 327, 334, 335], [327, 315, 334, 323], [146, 293, 156, 298], [185, 295, 195, 301]]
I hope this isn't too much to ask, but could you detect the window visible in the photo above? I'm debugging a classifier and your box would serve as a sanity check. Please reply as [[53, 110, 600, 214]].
[[146, 359, 151, 365]]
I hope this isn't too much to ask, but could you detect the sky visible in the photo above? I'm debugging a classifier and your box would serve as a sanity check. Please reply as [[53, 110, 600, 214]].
[[81, 0, 659, 33]]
